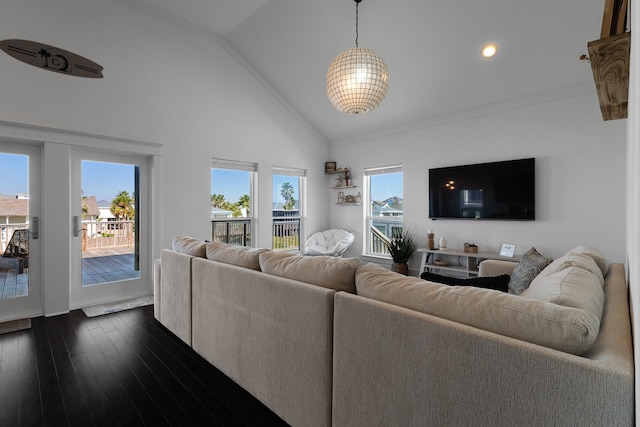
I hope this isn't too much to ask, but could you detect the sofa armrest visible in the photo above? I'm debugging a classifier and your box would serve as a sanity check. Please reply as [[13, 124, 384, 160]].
[[479, 259, 518, 276]]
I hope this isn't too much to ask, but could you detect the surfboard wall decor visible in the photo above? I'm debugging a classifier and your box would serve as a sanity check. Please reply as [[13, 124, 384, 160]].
[[0, 39, 103, 78]]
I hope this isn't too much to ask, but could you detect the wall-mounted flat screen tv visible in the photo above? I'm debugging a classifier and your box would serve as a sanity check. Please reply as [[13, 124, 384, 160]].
[[429, 158, 535, 220]]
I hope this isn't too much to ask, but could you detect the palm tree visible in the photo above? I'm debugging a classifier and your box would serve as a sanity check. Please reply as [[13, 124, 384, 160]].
[[280, 182, 295, 210], [211, 193, 226, 208], [111, 191, 135, 220], [238, 194, 250, 217]]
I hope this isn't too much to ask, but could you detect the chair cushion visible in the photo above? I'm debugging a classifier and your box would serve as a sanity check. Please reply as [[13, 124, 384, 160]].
[[259, 251, 360, 293], [303, 229, 355, 256]]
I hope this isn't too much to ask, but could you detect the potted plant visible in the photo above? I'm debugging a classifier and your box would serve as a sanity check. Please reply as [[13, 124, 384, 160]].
[[383, 229, 417, 275]]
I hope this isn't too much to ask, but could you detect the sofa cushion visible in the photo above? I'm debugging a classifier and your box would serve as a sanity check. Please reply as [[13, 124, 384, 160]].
[[172, 235, 207, 257], [530, 253, 604, 288], [420, 271, 510, 292], [356, 263, 601, 355], [259, 251, 360, 293], [206, 242, 268, 270], [508, 247, 552, 295], [564, 245, 610, 276], [521, 266, 604, 320]]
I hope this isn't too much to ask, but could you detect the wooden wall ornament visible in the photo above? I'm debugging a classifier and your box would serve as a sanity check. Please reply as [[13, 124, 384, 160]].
[[588, 32, 630, 120], [0, 39, 103, 78], [588, 0, 630, 121]]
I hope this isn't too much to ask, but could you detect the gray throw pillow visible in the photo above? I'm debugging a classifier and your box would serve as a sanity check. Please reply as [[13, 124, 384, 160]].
[[508, 247, 552, 295]]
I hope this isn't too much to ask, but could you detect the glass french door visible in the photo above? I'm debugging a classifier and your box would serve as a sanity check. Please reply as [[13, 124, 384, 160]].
[[0, 141, 42, 321], [70, 150, 149, 309]]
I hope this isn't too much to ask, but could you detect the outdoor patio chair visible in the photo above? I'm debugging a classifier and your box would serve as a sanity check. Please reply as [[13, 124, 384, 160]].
[[303, 228, 355, 257], [2, 229, 29, 274]]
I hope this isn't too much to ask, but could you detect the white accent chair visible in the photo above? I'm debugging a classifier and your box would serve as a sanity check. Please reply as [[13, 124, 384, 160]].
[[303, 229, 355, 257]]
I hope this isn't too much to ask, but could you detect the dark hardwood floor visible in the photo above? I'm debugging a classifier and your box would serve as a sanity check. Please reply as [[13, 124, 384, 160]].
[[0, 305, 288, 426]]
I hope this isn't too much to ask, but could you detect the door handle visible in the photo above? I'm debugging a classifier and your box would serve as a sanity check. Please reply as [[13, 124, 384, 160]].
[[31, 216, 39, 239], [73, 215, 80, 237]]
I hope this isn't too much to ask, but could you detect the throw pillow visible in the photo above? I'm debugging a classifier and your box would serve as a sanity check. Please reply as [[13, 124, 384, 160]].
[[563, 245, 610, 276], [420, 271, 510, 292], [521, 266, 604, 321], [508, 247, 552, 295]]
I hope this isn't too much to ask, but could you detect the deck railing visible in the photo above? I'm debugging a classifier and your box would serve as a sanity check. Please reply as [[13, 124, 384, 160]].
[[369, 219, 403, 256], [82, 219, 134, 250], [0, 223, 28, 253], [211, 218, 251, 246], [272, 218, 300, 251], [211, 217, 300, 251]]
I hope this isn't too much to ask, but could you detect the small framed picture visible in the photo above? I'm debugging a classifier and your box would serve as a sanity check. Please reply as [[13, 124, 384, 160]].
[[499, 243, 516, 258], [325, 162, 337, 173]]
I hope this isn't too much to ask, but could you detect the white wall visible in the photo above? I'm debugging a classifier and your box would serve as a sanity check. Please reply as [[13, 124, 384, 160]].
[[329, 90, 627, 272], [627, 0, 640, 414], [0, 0, 329, 316], [0, 0, 329, 254]]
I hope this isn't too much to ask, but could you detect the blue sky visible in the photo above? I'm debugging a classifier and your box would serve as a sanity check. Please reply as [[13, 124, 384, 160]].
[[0, 156, 135, 201], [211, 169, 300, 204], [0, 153, 401, 204], [211, 168, 402, 203], [0, 154, 28, 195], [82, 161, 135, 201]]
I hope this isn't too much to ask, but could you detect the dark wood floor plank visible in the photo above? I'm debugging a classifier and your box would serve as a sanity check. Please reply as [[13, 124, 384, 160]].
[[0, 306, 289, 427], [31, 316, 69, 426]]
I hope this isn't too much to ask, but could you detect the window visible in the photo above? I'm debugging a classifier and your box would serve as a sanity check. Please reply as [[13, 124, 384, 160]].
[[211, 159, 257, 246], [365, 164, 403, 256], [272, 167, 305, 251]]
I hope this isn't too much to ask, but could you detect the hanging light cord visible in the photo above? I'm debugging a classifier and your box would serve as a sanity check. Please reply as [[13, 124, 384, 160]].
[[355, 0, 360, 47]]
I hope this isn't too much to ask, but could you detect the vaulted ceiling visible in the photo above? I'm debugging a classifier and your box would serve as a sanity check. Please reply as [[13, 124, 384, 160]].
[[123, 0, 605, 145]]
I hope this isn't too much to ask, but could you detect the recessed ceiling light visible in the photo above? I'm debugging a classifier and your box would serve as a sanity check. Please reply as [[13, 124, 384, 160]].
[[481, 44, 498, 58]]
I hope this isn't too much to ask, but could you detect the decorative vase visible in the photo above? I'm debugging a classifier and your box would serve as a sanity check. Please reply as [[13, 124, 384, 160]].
[[391, 262, 409, 276], [439, 237, 447, 249]]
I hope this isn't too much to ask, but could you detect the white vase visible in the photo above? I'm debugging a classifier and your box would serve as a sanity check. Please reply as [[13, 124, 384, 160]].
[[439, 237, 447, 249]]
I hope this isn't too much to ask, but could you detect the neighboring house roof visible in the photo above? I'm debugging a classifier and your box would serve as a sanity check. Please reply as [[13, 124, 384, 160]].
[[272, 201, 300, 210], [211, 207, 234, 218], [82, 196, 101, 217], [0, 197, 28, 216]]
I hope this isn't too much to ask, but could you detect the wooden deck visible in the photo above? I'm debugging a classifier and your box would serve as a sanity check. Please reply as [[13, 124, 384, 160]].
[[0, 247, 139, 299]]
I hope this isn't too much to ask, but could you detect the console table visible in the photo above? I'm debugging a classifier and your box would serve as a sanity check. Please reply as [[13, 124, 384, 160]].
[[417, 248, 520, 278]]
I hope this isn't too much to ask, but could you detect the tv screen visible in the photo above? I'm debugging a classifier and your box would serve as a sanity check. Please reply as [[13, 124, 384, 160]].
[[429, 158, 535, 220]]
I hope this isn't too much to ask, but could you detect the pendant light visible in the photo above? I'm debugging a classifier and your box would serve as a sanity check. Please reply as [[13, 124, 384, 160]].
[[326, 0, 389, 114]]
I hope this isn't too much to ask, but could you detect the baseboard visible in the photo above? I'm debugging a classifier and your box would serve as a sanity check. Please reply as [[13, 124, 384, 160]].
[[0, 318, 31, 335]]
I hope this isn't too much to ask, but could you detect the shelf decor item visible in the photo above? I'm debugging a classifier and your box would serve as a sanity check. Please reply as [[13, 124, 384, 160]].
[[438, 237, 448, 250], [499, 243, 516, 258], [325, 162, 337, 173], [382, 229, 417, 276], [464, 243, 478, 253]]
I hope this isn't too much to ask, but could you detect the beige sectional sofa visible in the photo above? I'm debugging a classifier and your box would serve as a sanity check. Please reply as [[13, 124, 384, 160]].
[[154, 237, 634, 426]]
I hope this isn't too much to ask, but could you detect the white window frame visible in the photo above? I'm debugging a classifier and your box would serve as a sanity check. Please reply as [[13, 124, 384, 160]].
[[364, 164, 403, 257], [211, 158, 258, 247], [272, 167, 306, 252]]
